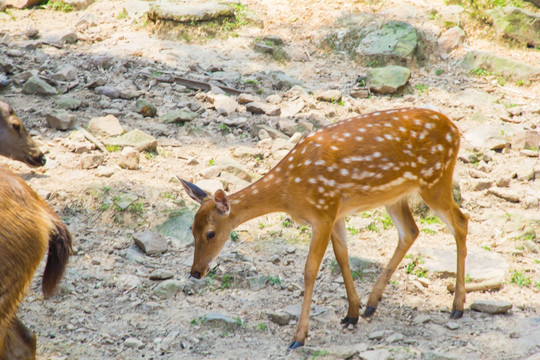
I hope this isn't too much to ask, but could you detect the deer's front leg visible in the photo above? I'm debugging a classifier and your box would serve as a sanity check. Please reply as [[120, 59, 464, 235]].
[[289, 223, 333, 350]]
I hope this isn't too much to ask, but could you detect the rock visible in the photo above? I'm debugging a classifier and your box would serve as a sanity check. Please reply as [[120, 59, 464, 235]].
[[159, 108, 198, 123], [368, 329, 392, 340], [133, 231, 167, 255], [153, 280, 182, 299], [438, 26, 466, 59], [219, 172, 251, 192], [359, 349, 391, 360], [149, 269, 174, 280], [232, 146, 264, 159], [471, 299, 513, 314], [212, 94, 238, 115], [485, 6, 540, 47], [80, 154, 104, 169], [367, 66, 411, 94], [245, 101, 281, 116], [255, 124, 289, 140], [280, 100, 306, 117], [316, 89, 342, 103], [356, 21, 419, 65], [148, 1, 235, 23], [88, 115, 123, 137], [4, 0, 40, 9], [51, 64, 78, 82], [118, 147, 140, 170], [200, 165, 220, 179], [414, 246, 508, 282], [386, 332, 405, 343], [203, 313, 241, 331], [218, 158, 251, 182], [46, 110, 75, 130], [113, 193, 138, 210], [268, 311, 290, 326], [22, 76, 57, 95], [46, 31, 78, 45], [472, 179, 493, 191], [284, 304, 327, 319], [248, 275, 269, 291], [278, 119, 312, 136], [154, 208, 194, 247], [463, 124, 508, 151], [414, 314, 431, 325], [266, 70, 305, 90], [135, 99, 157, 117], [445, 321, 460, 330], [512, 130, 540, 150], [54, 96, 81, 110], [488, 188, 520, 203], [104, 129, 157, 152], [63, 0, 95, 10], [238, 93, 259, 104], [124, 338, 144, 349], [421, 351, 458, 360], [461, 50, 540, 82], [95, 86, 121, 99], [95, 166, 115, 177]]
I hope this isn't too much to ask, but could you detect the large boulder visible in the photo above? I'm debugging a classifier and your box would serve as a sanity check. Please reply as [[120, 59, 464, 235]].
[[461, 50, 540, 82], [367, 65, 411, 94], [485, 6, 540, 47]]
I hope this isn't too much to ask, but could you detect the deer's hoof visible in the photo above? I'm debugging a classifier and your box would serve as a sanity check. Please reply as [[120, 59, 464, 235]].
[[362, 306, 377, 318], [288, 341, 304, 350], [340, 316, 359, 327], [450, 310, 463, 319]]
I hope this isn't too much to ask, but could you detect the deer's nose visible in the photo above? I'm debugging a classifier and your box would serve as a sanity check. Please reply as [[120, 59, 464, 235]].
[[191, 271, 201, 279]]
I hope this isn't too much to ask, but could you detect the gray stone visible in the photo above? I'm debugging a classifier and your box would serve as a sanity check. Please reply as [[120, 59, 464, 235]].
[[204, 313, 241, 330], [219, 172, 251, 192], [95, 86, 121, 99], [278, 119, 312, 136], [485, 6, 540, 47], [438, 26, 466, 58], [46, 110, 75, 130], [316, 89, 342, 103], [114, 193, 138, 210], [89, 55, 114, 69], [266, 71, 305, 91], [135, 99, 157, 117], [104, 129, 157, 152], [95, 166, 115, 177], [118, 147, 140, 170], [488, 188, 520, 203], [414, 246, 508, 282], [356, 21, 418, 64], [153, 279, 182, 299], [445, 321, 460, 330], [195, 179, 223, 195], [367, 66, 411, 94], [22, 76, 57, 95], [359, 349, 391, 360], [472, 179, 493, 191], [461, 50, 540, 82], [386, 332, 405, 343], [512, 130, 540, 150], [232, 146, 264, 159], [154, 208, 194, 247], [4, 0, 40, 8], [255, 124, 289, 140], [210, 71, 241, 84], [134, 231, 167, 255], [80, 154, 104, 169], [54, 96, 81, 110], [148, 1, 235, 23], [218, 158, 252, 182], [421, 352, 458, 360], [52, 64, 78, 82], [471, 299, 513, 314], [248, 275, 269, 291], [200, 165, 221, 179], [237, 93, 259, 104], [181, 277, 205, 295], [159, 108, 198, 123], [284, 304, 327, 319], [245, 101, 281, 116], [63, 0, 94, 10], [212, 94, 238, 115], [268, 311, 290, 325], [463, 124, 509, 151], [124, 337, 144, 349], [88, 115, 123, 137], [368, 329, 392, 340], [149, 269, 174, 280]]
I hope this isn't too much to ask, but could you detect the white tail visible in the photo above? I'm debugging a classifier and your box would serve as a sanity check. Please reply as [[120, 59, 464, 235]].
[[180, 107, 469, 349], [0, 100, 46, 167]]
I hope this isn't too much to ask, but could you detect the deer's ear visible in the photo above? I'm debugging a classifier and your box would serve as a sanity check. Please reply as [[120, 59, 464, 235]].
[[178, 177, 208, 204], [213, 189, 230, 215]]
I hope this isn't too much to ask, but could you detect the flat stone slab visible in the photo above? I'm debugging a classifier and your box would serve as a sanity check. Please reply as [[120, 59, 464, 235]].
[[204, 313, 241, 330], [412, 246, 508, 282], [461, 50, 540, 81], [133, 231, 168, 255], [148, 1, 235, 23], [284, 304, 328, 319], [471, 299, 513, 314], [104, 129, 157, 152], [154, 208, 194, 247]]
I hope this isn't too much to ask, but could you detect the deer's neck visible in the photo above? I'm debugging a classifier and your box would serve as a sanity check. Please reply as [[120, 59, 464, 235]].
[[228, 173, 288, 227]]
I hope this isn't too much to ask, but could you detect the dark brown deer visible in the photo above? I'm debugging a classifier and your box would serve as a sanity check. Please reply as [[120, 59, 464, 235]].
[[180, 108, 469, 349], [0, 100, 46, 167]]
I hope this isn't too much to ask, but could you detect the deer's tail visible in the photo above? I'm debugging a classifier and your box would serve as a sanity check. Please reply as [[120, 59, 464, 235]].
[[42, 217, 72, 298]]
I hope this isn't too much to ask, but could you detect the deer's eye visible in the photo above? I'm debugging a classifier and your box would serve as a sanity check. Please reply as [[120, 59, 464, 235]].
[[11, 123, 21, 133], [206, 231, 215, 240]]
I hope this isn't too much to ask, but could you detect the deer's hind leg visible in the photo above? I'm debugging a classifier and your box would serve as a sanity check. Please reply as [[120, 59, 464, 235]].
[[330, 218, 360, 326], [364, 199, 419, 317]]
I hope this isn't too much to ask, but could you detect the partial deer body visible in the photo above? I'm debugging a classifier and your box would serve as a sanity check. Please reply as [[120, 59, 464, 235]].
[[180, 107, 468, 349], [0, 167, 72, 359], [0, 101, 45, 167]]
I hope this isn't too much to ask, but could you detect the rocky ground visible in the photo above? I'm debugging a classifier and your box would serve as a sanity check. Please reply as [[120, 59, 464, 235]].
[[1, 0, 540, 359]]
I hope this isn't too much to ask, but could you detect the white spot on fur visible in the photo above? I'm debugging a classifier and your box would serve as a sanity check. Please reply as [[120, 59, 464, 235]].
[[355, 136, 363, 141], [295, 177, 302, 183], [404, 171, 417, 180], [340, 169, 349, 176], [305, 159, 312, 166], [373, 152, 381, 158], [373, 112, 380, 116], [314, 160, 326, 166], [425, 123, 434, 130], [384, 134, 393, 140], [375, 136, 384, 142], [308, 178, 317, 184], [330, 145, 339, 151], [446, 133, 453, 143], [358, 128, 366, 132]]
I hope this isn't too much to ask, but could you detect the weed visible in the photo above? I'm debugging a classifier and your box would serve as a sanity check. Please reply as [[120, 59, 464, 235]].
[[421, 228, 438, 235], [536, 281, 540, 290], [347, 224, 360, 236], [367, 222, 380, 233], [257, 323, 268, 331], [435, 69, 444, 76], [405, 256, 427, 278], [208, 158, 216, 166], [380, 214, 394, 230], [160, 192, 176, 200], [43, 1, 74, 12], [469, 67, 490, 76], [510, 270, 531, 286], [218, 123, 230, 134], [352, 270, 363, 280], [366, 60, 379, 67], [243, 78, 260, 86], [497, 77, 506, 86], [420, 216, 443, 225], [145, 151, 156, 160], [190, 318, 199, 326], [258, 222, 266, 229], [482, 245, 492, 251], [414, 84, 429, 94], [106, 145, 120, 152], [117, 9, 128, 20], [221, 273, 232, 289], [517, 80, 524, 86], [268, 276, 281, 286], [311, 350, 329, 359], [281, 218, 293, 228], [465, 273, 471, 283], [128, 201, 144, 215]]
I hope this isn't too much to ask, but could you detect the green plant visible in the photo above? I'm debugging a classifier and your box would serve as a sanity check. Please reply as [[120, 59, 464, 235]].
[[482, 245, 492, 251], [268, 276, 281, 286], [347, 223, 360, 236], [497, 77, 506, 86], [190, 318, 199, 326], [43, 1, 74, 12], [208, 158, 216, 166], [380, 214, 394, 230], [257, 323, 267, 331], [517, 80, 524, 86], [145, 151, 155, 160], [420, 216, 442, 225], [465, 273, 471, 283], [351, 270, 363, 280], [128, 201, 144, 214], [311, 350, 329, 359], [117, 8, 128, 19], [218, 123, 230, 134], [510, 270, 531, 286], [366, 60, 379, 67], [106, 145, 120, 152], [435, 69, 444, 76], [469, 67, 490, 76], [281, 218, 293, 228], [421, 228, 438, 235], [221, 273, 231, 289], [405, 256, 427, 278], [414, 84, 429, 94], [367, 222, 380, 233]]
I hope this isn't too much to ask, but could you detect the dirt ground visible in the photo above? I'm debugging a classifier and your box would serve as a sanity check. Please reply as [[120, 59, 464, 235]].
[[1, 0, 539, 359]]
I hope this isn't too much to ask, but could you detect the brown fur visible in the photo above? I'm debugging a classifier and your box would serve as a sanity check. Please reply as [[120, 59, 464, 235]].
[[0, 167, 72, 359]]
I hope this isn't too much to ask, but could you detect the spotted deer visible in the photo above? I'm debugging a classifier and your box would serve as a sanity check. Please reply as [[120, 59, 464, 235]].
[[180, 107, 469, 349], [0, 100, 46, 167]]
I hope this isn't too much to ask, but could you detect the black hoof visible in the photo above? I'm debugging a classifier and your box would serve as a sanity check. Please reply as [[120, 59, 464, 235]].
[[340, 316, 359, 326], [362, 306, 377, 318], [450, 310, 464, 319], [288, 341, 304, 350]]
